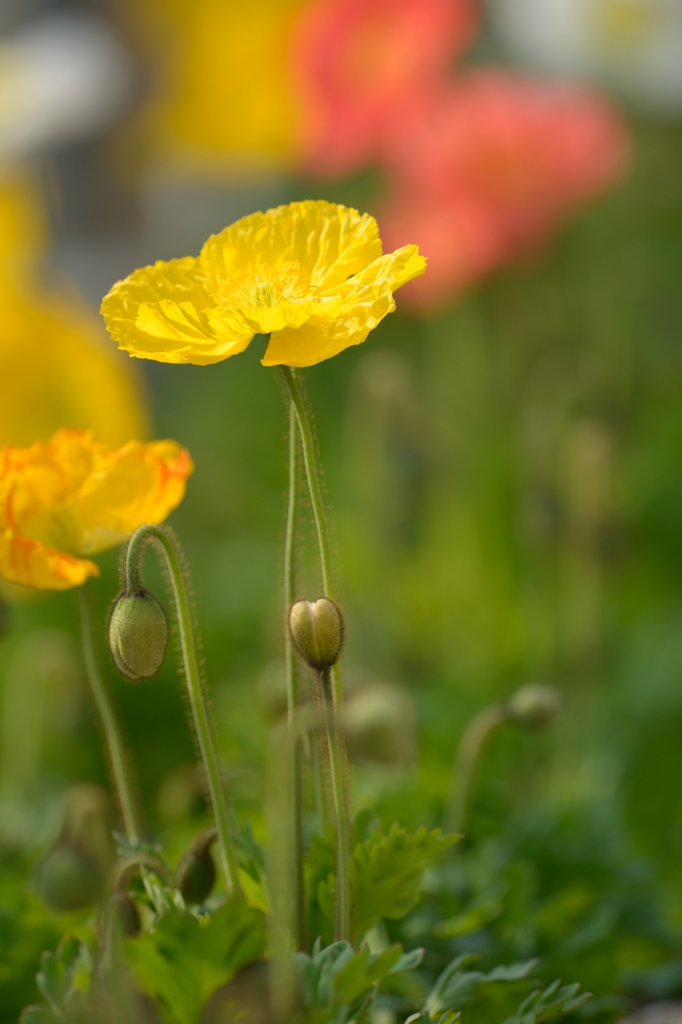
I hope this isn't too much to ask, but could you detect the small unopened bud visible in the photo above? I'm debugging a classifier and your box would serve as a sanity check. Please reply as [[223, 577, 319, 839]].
[[41, 840, 105, 911], [175, 827, 217, 905], [289, 597, 344, 672], [109, 589, 168, 681], [506, 684, 563, 730]]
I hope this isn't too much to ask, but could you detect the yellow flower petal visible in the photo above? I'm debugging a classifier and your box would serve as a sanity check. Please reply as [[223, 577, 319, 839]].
[[78, 439, 194, 554], [200, 200, 383, 294], [262, 287, 396, 367], [101, 257, 254, 365], [0, 529, 98, 590]]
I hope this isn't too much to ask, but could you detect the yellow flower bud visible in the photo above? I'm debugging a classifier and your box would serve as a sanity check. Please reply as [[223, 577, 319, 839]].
[[289, 597, 344, 672], [506, 684, 563, 730], [175, 827, 217, 905], [109, 589, 168, 681]]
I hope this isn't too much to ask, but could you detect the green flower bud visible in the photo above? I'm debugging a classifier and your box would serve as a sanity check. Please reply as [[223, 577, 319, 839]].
[[41, 840, 105, 912], [289, 597, 344, 672], [343, 681, 416, 769], [506, 684, 563, 730], [175, 827, 217, 905], [109, 588, 168, 681]]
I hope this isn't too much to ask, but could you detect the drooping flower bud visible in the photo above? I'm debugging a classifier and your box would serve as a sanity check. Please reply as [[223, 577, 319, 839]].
[[506, 684, 563, 730], [289, 597, 344, 672], [175, 827, 217, 905], [40, 784, 114, 912], [41, 840, 106, 912], [109, 588, 168, 681]]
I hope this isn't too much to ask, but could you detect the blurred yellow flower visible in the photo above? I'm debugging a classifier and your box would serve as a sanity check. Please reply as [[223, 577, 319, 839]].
[[0, 172, 149, 448], [124, 0, 305, 167], [101, 200, 426, 368], [0, 282, 149, 449], [0, 429, 193, 590]]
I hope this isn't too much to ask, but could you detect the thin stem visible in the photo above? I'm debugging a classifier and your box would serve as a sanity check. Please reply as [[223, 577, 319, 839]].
[[444, 703, 509, 836], [280, 366, 352, 942], [283, 376, 305, 950], [319, 668, 352, 943], [77, 583, 141, 846], [125, 525, 241, 896]]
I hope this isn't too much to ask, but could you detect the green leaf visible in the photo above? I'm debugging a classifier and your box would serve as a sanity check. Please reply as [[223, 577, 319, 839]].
[[296, 939, 423, 1016], [29, 935, 93, 1023], [502, 980, 592, 1024], [123, 894, 266, 1024], [350, 824, 458, 943], [426, 955, 538, 1015], [310, 823, 457, 946]]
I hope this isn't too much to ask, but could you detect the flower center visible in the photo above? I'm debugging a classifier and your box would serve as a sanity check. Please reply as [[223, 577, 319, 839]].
[[218, 261, 312, 311]]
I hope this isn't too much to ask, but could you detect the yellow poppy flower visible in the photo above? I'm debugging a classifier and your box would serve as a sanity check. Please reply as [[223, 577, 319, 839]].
[[100, 200, 426, 368], [0, 429, 193, 590]]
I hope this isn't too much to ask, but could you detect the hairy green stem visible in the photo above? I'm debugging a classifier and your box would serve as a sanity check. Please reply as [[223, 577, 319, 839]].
[[280, 366, 351, 941], [283, 377, 306, 950], [319, 668, 351, 942], [78, 583, 141, 846], [444, 703, 509, 836], [125, 525, 241, 895]]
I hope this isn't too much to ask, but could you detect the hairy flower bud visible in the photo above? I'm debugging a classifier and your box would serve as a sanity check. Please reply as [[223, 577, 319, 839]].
[[289, 597, 344, 672], [175, 827, 217, 905], [109, 589, 168, 681], [506, 684, 563, 730]]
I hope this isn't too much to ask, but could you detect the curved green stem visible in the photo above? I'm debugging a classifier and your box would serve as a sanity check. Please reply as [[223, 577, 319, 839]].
[[283, 378, 305, 949], [124, 525, 241, 896], [77, 583, 141, 846], [280, 362, 351, 942], [444, 703, 509, 836]]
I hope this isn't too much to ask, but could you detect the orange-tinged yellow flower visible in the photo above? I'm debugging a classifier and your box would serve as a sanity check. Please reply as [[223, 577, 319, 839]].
[[100, 200, 426, 368], [0, 429, 193, 590]]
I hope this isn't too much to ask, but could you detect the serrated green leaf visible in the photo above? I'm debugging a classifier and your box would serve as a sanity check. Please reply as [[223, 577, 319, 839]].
[[297, 939, 423, 1016], [351, 825, 458, 942], [307, 824, 457, 947], [123, 894, 266, 1024], [502, 980, 592, 1024], [426, 957, 538, 1015]]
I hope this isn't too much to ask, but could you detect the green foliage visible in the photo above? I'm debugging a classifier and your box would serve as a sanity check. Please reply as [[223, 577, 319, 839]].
[[503, 979, 592, 1024], [425, 954, 538, 1016], [308, 823, 458, 946], [122, 894, 266, 1024], [20, 935, 93, 1024], [296, 938, 423, 1023]]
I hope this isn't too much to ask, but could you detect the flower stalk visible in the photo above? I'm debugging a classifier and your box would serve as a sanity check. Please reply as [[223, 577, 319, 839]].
[[444, 703, 508, 836], [77, 583, 141, 847], [281, 362, 352, 943], [283, 381, 306, 949], [123, 525, 241, 896]]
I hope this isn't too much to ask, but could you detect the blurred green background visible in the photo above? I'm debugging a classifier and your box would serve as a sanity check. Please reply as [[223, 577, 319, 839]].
[[2, 2, 682, 1020]]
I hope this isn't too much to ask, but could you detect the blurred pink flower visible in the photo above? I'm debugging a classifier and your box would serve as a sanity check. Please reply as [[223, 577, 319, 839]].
[[380, 71, 629, 308], [290, 0, 479, 177]]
